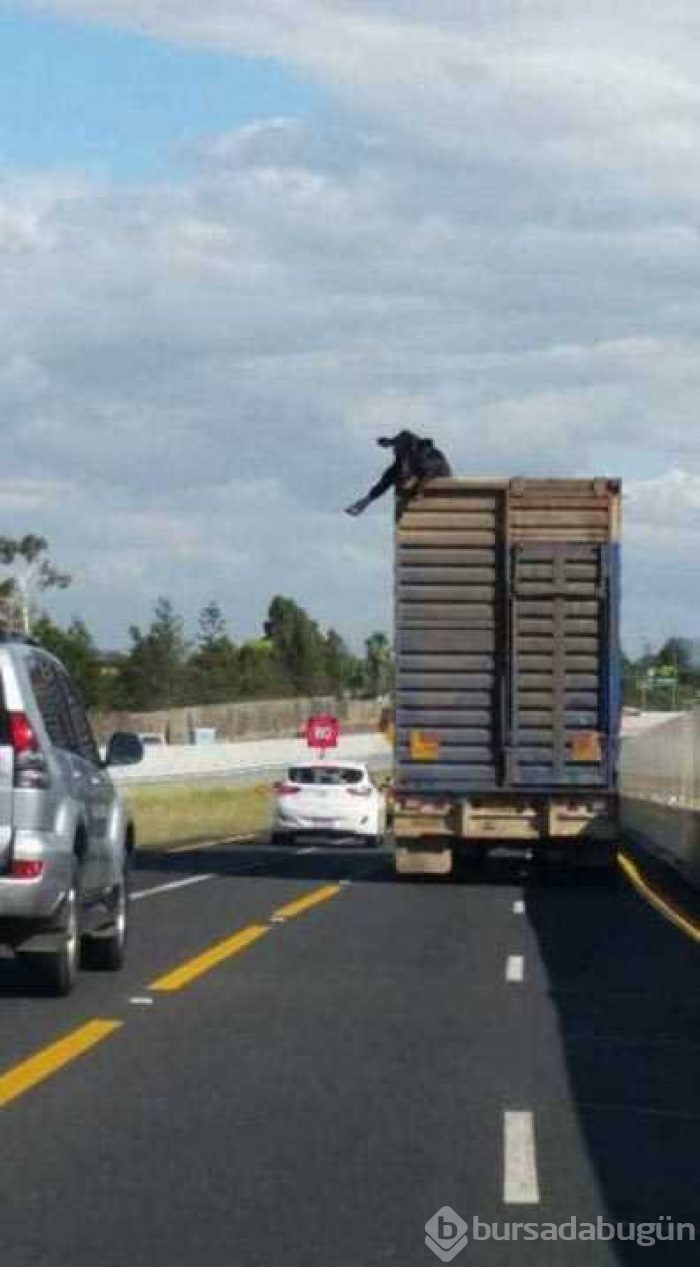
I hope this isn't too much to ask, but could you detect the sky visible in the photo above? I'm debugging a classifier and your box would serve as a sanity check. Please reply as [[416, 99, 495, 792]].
[[1, 1, 699, 653]]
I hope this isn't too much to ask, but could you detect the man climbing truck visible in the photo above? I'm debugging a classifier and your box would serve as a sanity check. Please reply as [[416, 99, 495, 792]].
[[390, 477, 622, 877]]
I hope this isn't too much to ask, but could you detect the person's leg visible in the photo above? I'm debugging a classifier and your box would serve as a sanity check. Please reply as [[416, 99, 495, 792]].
[[395, 477, 421, 516]]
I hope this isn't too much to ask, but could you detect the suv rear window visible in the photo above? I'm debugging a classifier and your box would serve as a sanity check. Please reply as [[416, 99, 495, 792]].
[[29, 656, 75, 751], [287, 766, 364, 786]]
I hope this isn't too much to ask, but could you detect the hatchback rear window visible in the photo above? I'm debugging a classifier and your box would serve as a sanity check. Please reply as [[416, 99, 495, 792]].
[[287, 766, 364, 786]]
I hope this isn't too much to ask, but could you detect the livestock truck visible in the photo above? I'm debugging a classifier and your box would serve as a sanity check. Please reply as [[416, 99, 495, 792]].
[[390, 477, 622, 876]]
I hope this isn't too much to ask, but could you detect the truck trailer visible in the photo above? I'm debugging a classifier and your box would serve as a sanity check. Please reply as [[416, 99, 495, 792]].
[[391, 477, 622, 876]]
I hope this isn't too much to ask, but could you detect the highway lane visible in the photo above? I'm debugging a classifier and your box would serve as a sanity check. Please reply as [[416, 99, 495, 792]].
[[0, 841, 698, 1266]]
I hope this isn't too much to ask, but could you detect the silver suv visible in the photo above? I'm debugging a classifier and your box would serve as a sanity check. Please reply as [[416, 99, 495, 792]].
[[0, 635, 143, 995]]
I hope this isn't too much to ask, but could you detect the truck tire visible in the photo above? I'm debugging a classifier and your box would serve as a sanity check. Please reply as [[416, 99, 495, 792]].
[[271, 831, 294, 845]]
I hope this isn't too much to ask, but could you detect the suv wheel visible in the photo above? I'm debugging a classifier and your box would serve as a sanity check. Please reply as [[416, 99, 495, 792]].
[[85, 864, 129, 972], [43, 873, 80, 996]]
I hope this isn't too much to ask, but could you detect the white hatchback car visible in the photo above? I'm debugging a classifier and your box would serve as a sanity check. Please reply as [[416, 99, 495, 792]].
[[271, 761, 386, 846]]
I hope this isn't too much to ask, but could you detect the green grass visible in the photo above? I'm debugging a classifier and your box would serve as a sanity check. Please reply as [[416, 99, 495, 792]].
[[123, 780, 273, 850]]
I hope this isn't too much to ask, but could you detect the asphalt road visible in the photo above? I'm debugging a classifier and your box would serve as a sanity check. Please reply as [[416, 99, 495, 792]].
[[0, 839, 698, 1266]]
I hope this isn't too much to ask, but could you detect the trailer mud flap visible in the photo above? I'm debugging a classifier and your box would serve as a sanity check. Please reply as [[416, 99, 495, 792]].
[[395, 843, 453, 876]]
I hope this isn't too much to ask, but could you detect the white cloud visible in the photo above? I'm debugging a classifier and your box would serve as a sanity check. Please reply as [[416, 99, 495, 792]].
[[3, 3, 700, 649], [23, 3, 700, 180]]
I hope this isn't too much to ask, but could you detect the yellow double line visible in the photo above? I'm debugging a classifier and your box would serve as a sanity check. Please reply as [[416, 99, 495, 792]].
[[0, 882, 343, 1110]]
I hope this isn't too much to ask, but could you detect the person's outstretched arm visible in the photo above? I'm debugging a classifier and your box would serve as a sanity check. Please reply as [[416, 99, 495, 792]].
[[345, 460, 399, 516]]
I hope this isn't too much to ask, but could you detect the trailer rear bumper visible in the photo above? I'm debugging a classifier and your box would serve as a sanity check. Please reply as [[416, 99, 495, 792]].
[[393, 794, 619, 845]]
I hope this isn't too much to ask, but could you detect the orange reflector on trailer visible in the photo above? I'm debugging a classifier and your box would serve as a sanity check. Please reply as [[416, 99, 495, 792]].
[[410, 730, 441, 761], [570, 731, 603, 762]]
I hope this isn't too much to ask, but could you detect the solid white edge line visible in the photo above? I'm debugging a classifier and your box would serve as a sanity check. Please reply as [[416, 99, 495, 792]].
[[506, 954, 525, 983], [131, 875, 216, 901], [168, 833, 259, 854], [504, 1111, 541, 1205]]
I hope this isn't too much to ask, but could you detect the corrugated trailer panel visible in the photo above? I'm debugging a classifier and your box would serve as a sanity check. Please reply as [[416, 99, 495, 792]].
[[395, 483, 505, 792], [394, 477, 621, 798]]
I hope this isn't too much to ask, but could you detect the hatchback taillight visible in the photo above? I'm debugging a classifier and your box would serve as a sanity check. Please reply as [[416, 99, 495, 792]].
[[8, 711, 51, 790], [277, 784, 302, 796]]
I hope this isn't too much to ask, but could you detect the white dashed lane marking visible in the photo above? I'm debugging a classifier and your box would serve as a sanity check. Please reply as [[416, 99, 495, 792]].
[[131, 875, 216, 901], [506, 955, 525, 984], [503, 1112, 541, 1206]]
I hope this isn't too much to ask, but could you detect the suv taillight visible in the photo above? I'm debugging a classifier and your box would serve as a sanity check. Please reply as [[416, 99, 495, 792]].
[[8, 712, 51, 790], [10, 859, 44, 880]]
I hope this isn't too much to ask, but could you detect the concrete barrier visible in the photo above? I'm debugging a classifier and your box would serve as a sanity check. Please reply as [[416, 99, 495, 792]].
[[92, 695, 382, 745], [113, 731, 393, 785], [620, 796, 700, 887], [620, 708, 700, 886]]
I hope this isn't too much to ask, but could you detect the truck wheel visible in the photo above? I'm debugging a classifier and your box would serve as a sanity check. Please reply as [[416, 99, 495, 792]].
[[454, 844, 486, 880]]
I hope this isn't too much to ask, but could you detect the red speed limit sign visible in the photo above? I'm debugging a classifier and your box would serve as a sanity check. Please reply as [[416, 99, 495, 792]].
[[305, 714, 340, 750]]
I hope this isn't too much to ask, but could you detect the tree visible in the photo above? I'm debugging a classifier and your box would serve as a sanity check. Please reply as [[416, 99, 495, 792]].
[[236, 638, 289, 699], [364, 631, 393, 697], [114, 597, 190, 711], [655, 637, 694, 682], [264, 596, 327, 695], [197, 600, 229, 652], [32, 616, 105, 707], [0, 535, 71, 633], [324, 628, 358, 697], [187, 601, 239, 704]]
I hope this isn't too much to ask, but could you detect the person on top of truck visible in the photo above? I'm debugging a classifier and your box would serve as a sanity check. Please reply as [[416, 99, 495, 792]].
[[345, 430, 452, 516]]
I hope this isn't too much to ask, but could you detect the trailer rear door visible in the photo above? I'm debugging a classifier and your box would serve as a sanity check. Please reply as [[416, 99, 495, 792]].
[[507, 541, 612, 787], [394, 483, 508, 793]]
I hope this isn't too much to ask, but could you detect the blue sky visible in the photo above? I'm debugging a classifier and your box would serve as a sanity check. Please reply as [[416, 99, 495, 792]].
[[0, 3, 322, 177], [0, 1, 699, 654]]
